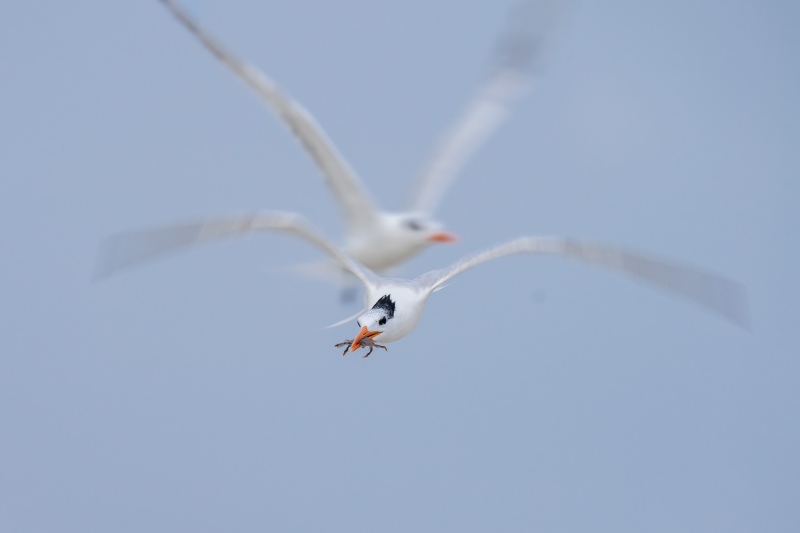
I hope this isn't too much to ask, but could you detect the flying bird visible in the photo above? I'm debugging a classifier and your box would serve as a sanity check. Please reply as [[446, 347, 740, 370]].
[[98, 211, 750, 356], [158, 0, 558, 277]]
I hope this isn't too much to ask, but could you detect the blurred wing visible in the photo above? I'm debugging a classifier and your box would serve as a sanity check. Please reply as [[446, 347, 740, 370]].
[[415, 236, 750, 328], [323, 308, 368, 330], [160, 0, 380, 230], [407, 0, 564, 214], [97, 211, 378, 290]]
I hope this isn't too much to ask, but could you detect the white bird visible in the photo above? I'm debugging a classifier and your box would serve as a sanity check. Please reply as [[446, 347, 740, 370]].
[[97, 211, 750, 356], [158, 0, 559, 276]]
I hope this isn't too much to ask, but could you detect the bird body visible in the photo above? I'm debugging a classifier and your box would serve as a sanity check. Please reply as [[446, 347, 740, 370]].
[[358, 282, 431, 345], [343, 212, 454, 271]]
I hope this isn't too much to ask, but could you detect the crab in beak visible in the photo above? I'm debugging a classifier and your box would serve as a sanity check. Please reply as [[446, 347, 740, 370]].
[[334, 326, 387, 358], [350, 325, 381, 352]]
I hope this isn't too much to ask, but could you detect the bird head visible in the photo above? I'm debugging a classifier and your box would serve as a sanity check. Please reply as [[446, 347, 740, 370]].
[[390, 213, 457, 247], [349, 294, 396, 352]]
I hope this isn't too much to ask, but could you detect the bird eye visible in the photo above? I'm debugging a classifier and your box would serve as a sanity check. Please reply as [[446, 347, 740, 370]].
[[404, 220, 423, 231], [379, 317, 387, 326]]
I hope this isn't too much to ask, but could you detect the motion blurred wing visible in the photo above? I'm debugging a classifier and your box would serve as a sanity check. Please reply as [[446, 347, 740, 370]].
[[407, 0, 564, 214], [161, 0, 380, 231], [415, 236, 750, 328], [97, 211, 378, 290]]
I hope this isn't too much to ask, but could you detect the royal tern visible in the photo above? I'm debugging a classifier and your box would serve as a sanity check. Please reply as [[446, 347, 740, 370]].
[[98, 211, 750, 356], [158, 0, 557, 275]]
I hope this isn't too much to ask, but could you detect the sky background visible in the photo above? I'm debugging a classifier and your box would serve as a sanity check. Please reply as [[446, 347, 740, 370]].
[[1, 1, 798, 531]]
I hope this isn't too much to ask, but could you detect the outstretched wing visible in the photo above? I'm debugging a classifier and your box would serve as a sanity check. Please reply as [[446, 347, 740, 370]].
[[407, 0, 563, 214], [160, 0, 380, 231], [415, 236, 750, 328], [97, 211, 378, 290]]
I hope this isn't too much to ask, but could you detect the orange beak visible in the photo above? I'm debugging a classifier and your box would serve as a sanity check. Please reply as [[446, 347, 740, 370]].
[[428, 232, 458, 243], [350, 325, 380, 352]]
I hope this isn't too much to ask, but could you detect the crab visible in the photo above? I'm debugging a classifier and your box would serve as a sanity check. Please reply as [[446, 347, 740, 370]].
[[335, 336, 388, 358]]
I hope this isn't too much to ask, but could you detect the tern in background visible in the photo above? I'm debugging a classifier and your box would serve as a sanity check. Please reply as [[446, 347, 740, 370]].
[[98, 211, 750, 356], [158, 0, 561, 280]]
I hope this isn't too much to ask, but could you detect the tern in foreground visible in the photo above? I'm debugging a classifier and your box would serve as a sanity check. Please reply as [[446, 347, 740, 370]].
[[98, 212, 750, 357], [159, 0, 560, 278]]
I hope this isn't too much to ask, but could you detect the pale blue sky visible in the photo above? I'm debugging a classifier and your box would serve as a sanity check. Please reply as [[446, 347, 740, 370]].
[[1, 1, 798, 531]]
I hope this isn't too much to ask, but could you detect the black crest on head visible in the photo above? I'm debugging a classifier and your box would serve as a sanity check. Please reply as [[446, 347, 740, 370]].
[[371, 294, 395, 319]]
